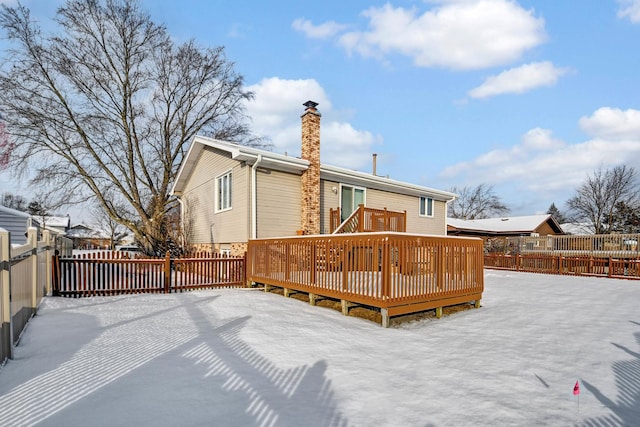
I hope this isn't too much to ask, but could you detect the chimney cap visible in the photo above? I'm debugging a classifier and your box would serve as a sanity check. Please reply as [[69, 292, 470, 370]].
[[303, 100, 318, 109]]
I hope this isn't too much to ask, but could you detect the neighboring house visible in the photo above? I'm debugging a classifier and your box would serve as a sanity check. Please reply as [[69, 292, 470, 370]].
[[447, 214, 564, 252], [0, 205, 36, 245], [33, 215, 71, 235], [66, 223, 112, 249], [172, 101, 456, 255]]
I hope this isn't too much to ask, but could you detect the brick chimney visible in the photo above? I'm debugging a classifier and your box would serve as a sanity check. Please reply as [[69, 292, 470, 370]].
[[301, 100, 321, 235]]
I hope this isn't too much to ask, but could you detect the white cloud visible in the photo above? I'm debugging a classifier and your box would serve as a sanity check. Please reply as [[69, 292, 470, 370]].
[[440, 109, 640, 198], [617, 0, 640, 23], [468, 61, 570, 99], [579, 107, 640, 140], [292, 18, 347, 39], [244, 77, 381, 170], [335, 0, 546, 70]]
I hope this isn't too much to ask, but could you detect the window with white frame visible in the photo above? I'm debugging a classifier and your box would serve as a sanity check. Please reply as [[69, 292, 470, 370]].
[[419, 196, 434, 217], [216, 171, 232, 212]]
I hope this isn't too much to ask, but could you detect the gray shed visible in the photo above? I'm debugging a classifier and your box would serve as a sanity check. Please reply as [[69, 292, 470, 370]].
[[0, 205, 34, 245]]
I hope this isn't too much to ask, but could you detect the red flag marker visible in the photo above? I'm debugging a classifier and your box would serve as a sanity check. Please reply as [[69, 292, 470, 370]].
[[573, 380, 580, 395]]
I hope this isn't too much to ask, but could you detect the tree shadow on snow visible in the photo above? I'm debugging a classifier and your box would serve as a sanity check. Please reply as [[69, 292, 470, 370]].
[[178, 294, 350, 427], [579, 321, 640, 427]]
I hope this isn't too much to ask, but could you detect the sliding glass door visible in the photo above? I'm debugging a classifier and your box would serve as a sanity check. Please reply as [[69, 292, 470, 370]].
[[340, 185, 365, 222]]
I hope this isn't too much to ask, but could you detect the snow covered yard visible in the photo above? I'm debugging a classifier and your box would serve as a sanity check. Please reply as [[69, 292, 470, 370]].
[[0, 270, 638, 427]]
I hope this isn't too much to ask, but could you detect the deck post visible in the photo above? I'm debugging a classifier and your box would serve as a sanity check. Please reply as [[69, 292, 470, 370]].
[[435, 306, 443, 318], [284, 288, 292, 298], [341, 299, 349, 315], [381, 308, 390, 328], [309, 293, 317, 306], [474, 299, 481, 309]]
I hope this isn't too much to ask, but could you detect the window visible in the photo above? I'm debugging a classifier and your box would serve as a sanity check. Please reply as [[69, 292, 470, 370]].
[[419, 196, 434, 217], [216, 171, 232, 212], [340, 185, 366, 222]]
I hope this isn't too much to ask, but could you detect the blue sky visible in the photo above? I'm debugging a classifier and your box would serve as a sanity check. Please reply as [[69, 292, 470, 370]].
[[2, 0, 640, 222]]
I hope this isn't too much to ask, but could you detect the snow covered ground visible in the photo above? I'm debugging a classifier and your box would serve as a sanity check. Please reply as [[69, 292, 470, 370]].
[[0, 270, 638, 426]]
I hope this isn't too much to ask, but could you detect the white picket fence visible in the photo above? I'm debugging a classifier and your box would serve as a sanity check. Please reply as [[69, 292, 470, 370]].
[[1, 227, 70, 364]]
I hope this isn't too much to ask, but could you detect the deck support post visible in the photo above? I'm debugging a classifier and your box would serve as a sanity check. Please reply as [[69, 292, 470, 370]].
[[341, 299, 350, 315], [264, 284, 271, 292], [284, 288, 292, 298], [474, 299, 481, 309], [381, 308, 390, 328], [309, 293, 317, 306], [435, 306, 443, 319]]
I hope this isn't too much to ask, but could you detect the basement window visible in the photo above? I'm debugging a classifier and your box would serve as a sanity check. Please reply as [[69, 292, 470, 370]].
[[216, 171, 232, 212], [419, 196, 434, 217]]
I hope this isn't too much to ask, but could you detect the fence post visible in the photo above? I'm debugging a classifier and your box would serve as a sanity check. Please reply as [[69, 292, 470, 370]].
[[164, 252, 171, 293], [1, 228, 13, 361], [43, 230, 52, 295], [558, 254, 563, 275], [608, 257, 612, 278], [27, 227, 38, 317], [52, 253, 61, 296], [243, 251, 251, 287]]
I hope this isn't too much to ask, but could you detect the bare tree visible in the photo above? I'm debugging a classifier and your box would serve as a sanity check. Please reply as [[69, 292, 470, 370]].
[[448, 184, 509, 219], [0, 0, 263, 255], [1, 192, 27, 211], [0, 113, 13, 169], [566, 165, 640, 234], [91, 204, 128, 250]]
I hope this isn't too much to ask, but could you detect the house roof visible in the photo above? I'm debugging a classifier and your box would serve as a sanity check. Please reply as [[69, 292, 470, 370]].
[[0, 204, 31, 219], [559, 222, 593, 235], [172, 135, 456, 201], [37, 215, 71, 228], [67, 223, 110, 239], [447, 214, 564, 235]]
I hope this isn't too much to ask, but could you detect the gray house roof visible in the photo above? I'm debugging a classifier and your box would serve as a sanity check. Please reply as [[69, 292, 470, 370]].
[[172, 135, 456, 202]]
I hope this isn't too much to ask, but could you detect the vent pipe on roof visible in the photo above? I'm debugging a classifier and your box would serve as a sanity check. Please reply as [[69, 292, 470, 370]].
[[372, 153, 377, 176]]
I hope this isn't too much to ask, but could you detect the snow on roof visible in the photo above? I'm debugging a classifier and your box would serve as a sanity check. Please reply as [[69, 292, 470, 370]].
[[66, 223, 110, 239], [560, 222, 593, 235], [172, 135, 456, 201], [448, 214, 556, 233], [0, 204, 31, 218], [33, 215, 70, 228]]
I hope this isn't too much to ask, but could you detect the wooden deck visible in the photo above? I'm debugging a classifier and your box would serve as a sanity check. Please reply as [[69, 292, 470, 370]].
[[247, 232, 484, 327]]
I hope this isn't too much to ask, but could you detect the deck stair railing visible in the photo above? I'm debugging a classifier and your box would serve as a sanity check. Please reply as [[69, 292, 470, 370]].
[[330, 205, 407, 234]]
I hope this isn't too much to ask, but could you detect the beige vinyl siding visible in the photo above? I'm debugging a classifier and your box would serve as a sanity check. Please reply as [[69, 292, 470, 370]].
[[367, 189, 446, 235], [256, 170, 302, 238], [180, 147, 249, 245], [320, 180, 340, 234], [320, 180, 447, 235]]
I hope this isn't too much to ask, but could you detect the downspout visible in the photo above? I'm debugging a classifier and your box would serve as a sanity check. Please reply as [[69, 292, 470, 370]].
[[176, 196, 185, 243], [251, 154, 263, 239]]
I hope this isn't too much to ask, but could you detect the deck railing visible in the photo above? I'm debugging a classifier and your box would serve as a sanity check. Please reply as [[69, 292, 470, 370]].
[[52, 251, 246, 297], [247, 232, 483, 326], [330, 205, 407, 234]]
